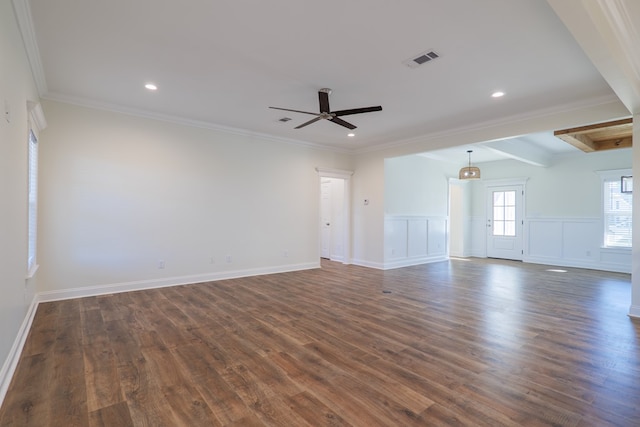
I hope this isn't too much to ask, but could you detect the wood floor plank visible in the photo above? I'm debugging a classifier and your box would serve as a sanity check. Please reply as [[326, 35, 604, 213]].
[[81, 308, 124, 412], [88, 401, 134, 427], [1, 258, 639, 426]]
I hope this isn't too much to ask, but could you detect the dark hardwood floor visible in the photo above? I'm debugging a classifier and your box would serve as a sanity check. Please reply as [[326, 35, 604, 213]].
[[1, 258, 639, 426]]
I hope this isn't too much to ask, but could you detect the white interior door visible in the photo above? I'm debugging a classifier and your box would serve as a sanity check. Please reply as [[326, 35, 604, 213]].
[[320, 180, 331, 259], [486, 185, 523, 260]]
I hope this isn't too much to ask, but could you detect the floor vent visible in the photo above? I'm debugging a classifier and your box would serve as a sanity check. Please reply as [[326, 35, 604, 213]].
[[403, 50, 440, 68]]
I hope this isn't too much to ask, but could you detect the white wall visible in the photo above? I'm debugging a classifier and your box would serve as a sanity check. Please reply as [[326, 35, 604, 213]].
[[448, 181, 471, 257], [0, 0, 41, 401], [37, 100, 352, 296], [351, 153, 385, 268]]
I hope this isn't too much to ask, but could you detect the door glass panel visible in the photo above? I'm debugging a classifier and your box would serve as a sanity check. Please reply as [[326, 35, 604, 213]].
[[505, 191, 515, 205], [505, 221, 516, 236], [505, 206, 515, 221], [492, 190, 517, 237]]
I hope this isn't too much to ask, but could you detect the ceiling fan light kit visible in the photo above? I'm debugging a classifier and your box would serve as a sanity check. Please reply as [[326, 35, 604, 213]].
[[269, 88, 382, 130], [459, 150, 481, 180]]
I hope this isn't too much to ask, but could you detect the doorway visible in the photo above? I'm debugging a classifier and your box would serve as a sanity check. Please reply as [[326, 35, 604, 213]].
[[320, 178, 345, 261], [316, 168, 353, 264], [486, 184, 524, 260]]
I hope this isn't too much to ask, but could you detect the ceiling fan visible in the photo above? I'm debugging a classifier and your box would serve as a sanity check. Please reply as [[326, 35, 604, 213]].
[[269, 88, 382, 130]]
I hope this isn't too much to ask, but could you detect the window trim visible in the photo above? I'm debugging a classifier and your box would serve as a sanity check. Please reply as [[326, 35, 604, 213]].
[[597, 168, 632, 250], [26, 102, 47, 279], [26, 130, 38, 278]]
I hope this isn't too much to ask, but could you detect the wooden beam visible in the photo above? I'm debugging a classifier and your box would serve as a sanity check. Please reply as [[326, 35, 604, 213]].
[[594, 136, 633, 151], [554, 117, 632, 153], [555, 133, 597, 152]]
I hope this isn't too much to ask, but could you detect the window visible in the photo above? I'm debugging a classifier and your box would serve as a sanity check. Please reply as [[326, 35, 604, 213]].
[[600, 169, 632, 248], [27, 129, 38, 277], [492, 190, 516, 236]]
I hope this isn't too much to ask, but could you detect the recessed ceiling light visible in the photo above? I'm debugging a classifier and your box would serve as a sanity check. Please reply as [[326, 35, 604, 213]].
[[348, 133, 355, 137], [491, 91, 505, 98], [546, 268, 567, 273], [145, 83, 158, 91]]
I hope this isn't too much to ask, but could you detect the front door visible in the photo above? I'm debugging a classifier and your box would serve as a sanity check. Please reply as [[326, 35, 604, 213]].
[[486, 185, 523, 260]]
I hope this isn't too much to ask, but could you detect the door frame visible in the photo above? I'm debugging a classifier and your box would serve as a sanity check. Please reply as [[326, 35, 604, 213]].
[[483, 178, 528, 260], [316, 168, 353, 264]]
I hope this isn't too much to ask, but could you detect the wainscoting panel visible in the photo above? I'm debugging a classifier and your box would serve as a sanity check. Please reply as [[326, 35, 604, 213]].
[[528, 219, 563, 259], [428, 218, 447, 256], [384, 216, 448, 269], [407, 219, 428, 258], [384, 218, 408, 260], [524, 218, 630, 273]]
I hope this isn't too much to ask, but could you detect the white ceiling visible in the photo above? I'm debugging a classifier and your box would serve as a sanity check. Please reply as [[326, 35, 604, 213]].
[[18, 0, 639, 156]]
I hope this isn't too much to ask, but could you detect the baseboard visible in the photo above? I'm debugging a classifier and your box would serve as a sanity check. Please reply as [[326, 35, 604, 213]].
[[629, 305, 640, 319], [38, 262, 320, 303], [350, 259, 385, 270], [383, 255, 448, 270], [0, 294, 39, 407], [524, 256, 631, 274]]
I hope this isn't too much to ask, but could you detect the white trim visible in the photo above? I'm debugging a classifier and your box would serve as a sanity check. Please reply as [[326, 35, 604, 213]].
[[598, 168, 633, 250], [315, 168, 354, 179], [629, 305, 640, 318], [316, 168, 354, 265], [482, 177, 529, 187], [596, 168, 633, 179], [0, 295, 39, 407], [25, 263, 39, 279], [350, 259, 385, 270], [43, 93, 351, 154], [383, 255, 448, 270], [355, 94, 621, 154], [592, 0, 640, 87], [38, 262, 319, 302], [27, 101, 47, 135], [11, 0, 47, 95]]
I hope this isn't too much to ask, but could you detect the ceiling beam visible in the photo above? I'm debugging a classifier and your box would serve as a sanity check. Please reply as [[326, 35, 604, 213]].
[[554, 117, 632, 152], [482, 138, 552, 167]]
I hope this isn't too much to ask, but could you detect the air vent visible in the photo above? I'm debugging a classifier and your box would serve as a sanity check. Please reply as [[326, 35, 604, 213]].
[[403, 50, 440, 68]]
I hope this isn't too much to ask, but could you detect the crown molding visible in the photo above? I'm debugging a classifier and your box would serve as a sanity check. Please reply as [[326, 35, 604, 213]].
[[11, 0, 47, 95], [42, 92, 353, 155], [591, 0, 640, 113], [355, 93, 625, 155]]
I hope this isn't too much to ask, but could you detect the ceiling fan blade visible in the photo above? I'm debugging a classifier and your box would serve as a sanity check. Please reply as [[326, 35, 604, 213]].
[[295, 116, 323, 129], [332, 106, 382, 117], [318, 91, 330, 113], [330, 117, 357, 130], [269, 106, 319, 116]]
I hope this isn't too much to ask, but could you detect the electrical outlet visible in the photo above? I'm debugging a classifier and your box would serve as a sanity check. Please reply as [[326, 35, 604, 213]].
[[210, 257, 215, 264], [225, 255, 232, 263], [158, 260, 165, 269], [283, 250, 289, 258]]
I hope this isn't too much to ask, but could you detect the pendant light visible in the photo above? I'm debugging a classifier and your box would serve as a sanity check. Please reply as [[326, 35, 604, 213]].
[[459, 150, 480, 180]]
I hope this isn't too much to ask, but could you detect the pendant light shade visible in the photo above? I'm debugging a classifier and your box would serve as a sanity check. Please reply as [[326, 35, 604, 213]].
[[459, 150, 480, 180]]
